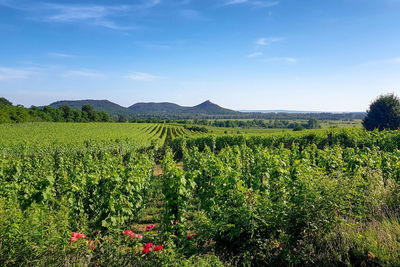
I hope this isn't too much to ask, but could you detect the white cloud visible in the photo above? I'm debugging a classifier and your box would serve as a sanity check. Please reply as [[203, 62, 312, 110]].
[[0, 1, 142, 30], [246, 52, 263, 58], [62, 70, 105, 78], [264, 57, 298, 63], [224, 0, 279, 7], [126, 72, 159, 81], [251, 1, 279, 7], [225, 0, 248, 5], [39, 3, 135, 30], [256, 37, 283, 46], [46, 52, 76, 58], [0, 67, 35, 80], [142, 0, 161, 8]]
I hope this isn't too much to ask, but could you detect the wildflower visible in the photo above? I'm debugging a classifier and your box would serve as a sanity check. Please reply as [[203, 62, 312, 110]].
[[134, 234, 143, 239], [91, 245, 96, 250], [123, 230, 133, 236], [144, 243, 153, 249], [32, 245, 39, 249], [142, 247, 150, 254], [154, 245, 163, 251], [146, 225, 155, 231], [187, 235, 194, 240], [72, 232, 86, 239], [78, 233, 86, 239], [123, 230, 134, 237], [70, 237, 78, 243]]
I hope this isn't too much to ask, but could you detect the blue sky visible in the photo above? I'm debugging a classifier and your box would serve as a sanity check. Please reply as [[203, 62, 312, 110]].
[[0, 0, 399, 111]]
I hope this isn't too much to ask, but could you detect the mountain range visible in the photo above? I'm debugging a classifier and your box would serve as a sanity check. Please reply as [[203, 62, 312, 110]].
[[48, 99, 365, 120], [49, 99, 237, 116]]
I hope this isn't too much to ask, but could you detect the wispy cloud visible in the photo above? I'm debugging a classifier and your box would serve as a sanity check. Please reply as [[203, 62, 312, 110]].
[[225, 0, 248, 5], [256, 37, 283, 46], [251, 1, 279, 7], [62, 70, 105, 78], [0, 1, 159, 30], [224, 0, 279, 7], [246, 52, 263, 58], [126, 72, 160, 81], [0, 67, 35, 81], [46, 52, 76, 58], [142, 0, 161, 8], [39, 3, 135, 30], [264, 57, 298, 63]]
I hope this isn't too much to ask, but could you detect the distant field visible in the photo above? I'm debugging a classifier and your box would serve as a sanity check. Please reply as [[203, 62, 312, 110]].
[[0, 123, 194, 148], [0, 122, 363, 149]]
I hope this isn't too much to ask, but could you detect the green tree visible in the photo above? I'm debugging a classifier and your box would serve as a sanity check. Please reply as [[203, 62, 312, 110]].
[[82, 104, 96, 121], [306, 118, 320, 129], [363, 93, 400, 131], [60, 105, 73, 121], [0, 97, 12, 106]]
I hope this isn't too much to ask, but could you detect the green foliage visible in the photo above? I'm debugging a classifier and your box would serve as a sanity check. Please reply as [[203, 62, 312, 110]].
[[0, 97, 12, 106], [1, 123, 400, 265], [363, 93, 400, 131]]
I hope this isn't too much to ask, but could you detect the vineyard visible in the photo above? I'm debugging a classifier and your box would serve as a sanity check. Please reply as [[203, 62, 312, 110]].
[[1, 123, 400, 266]]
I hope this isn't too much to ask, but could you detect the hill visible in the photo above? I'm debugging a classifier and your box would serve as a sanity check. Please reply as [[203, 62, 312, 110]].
[[49, 100, 131, 115], [128, 102, 187, 113], [47, 99, 365, 120], [129, 100, 238, 115]]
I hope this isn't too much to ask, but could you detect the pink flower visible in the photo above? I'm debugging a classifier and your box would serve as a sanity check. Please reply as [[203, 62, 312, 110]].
[[146, 225, 155, 231], [187, 235, 194, 240], [142, 247, 150, 254], [134, 234, 143, 239], [154, 245, 163, 251], [144, 243, 153, 249]]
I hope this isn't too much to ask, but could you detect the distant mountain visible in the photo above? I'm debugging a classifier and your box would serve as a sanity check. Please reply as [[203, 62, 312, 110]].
[[129, 102, 187, 113], [49, 100, 131, 115], [49, 99, 238, 116], [190, 100, 237, 114], [48, 99, 364, 120], [129, 100, 238, 115]]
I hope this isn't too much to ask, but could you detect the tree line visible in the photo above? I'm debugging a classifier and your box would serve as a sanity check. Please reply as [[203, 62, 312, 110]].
[[0, 97, 110, 123]]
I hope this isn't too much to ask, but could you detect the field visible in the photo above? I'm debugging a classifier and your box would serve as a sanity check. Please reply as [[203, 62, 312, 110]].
[[1, 123, 400, 266]]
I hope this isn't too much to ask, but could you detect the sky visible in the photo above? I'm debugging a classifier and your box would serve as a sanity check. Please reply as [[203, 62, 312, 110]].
[[0, 0, 400, 111]]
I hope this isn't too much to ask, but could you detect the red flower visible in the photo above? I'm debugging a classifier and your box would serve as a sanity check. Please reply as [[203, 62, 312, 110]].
[[91, 245, 96, 250], [72, 232, 80, 238], [72, 232, 86, 239], [142, 248, 150, 254], [146, 225, 155, 231], [144, 243, 153, 249], [154, 245, 163, 251], [78, 233, 86, 239], [70, 237, 78, 243], [122, 230, 134, 237], [187, 235, 194, 240]]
